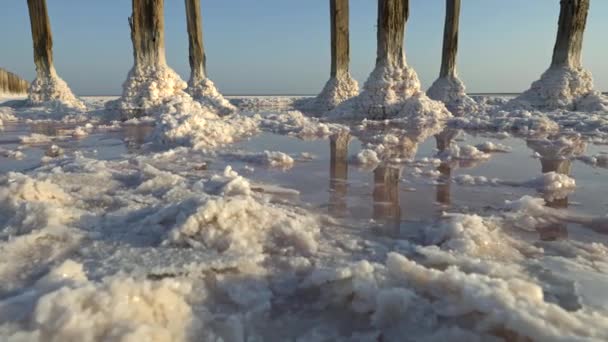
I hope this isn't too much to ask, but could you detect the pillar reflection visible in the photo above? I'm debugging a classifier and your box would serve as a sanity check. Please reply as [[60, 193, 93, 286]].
[[373, 165, 402, 236], [329, 131, 350, 217]]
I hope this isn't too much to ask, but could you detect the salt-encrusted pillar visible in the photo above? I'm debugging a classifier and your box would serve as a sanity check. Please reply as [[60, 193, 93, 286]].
[[512, 0, 607, 111], [111, 0, 203, 118], [26, 0, 84, 109], [329, 131, 351, 216], [313, 0, 359, 111], [185, 0, 235, 115], [427, 0, 476, 115], [330, 0, 450, 121]]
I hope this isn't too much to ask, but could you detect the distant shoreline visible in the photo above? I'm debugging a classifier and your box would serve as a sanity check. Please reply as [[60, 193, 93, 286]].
[[67, 92, 608, 97]]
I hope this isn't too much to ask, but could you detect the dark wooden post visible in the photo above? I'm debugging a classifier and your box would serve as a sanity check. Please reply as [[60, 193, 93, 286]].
[[130, 0, 166, 68], [331, 0, 350, 78], [185, 0, 206, 80], [376, 0, 409, 68], [551, 0, 589, 69], [439, 0, 460, 78], [27, 0, 54, 78]]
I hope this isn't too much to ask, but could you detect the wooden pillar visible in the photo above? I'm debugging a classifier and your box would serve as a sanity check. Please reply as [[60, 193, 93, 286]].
[[439, 0, 461, 78], [27, 0, 54, 78], [330, 0, 351, 78], [185, 0, 206, 80], [551, 0, 589, 68], [130, 0, 166, 68], [376, 0, 409, 68]]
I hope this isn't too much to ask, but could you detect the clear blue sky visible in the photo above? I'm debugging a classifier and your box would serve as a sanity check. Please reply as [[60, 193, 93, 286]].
[[1, 1, 607, 95]]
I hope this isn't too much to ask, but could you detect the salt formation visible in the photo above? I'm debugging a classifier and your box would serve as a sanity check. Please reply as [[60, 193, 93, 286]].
[[426, 0, 476, 115], [309, 0, 359, 112], [26, 0, 85, 110], [510, 0, 608, 111], [0, 260, 199, 342], [328, 0, 450, 123], [108, 0, 208, 119], [184, 0, 235, 115], [0, 68, 29, 95], [106, 0, 255, 148]]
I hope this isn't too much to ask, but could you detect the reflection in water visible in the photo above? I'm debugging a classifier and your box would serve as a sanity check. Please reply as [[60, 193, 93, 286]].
[[436, 162, 452, 206], [329, 131, 350, 217], [527, 137, 586, 241], [373, 165, 402, 236], [434, 129, 458, 207], [123, 124, 154, 152]]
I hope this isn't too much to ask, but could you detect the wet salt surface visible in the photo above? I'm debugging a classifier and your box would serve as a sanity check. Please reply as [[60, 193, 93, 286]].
[[3, 100, 608, 340], [3, 119, 607, 239]]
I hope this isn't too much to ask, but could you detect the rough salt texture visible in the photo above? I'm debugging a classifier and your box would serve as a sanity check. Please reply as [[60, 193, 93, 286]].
[[0, 260, 199, 342], [309, 75, 359, 112], [427, 76, 477, 116], [328, 65, 452, 125], [152, 106, 258, 150], [187, 77, 236, 116], [510, 66, 608, 111], [107, 65, 209, 119], [27, 71, 85, 111]]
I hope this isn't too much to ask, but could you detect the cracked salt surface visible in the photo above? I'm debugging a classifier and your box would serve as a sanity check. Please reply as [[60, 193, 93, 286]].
[[1, 96, 608, 341]]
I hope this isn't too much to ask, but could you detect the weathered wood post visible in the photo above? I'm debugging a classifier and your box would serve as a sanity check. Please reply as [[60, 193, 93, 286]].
[[512, 0, 606, 110], [0, 68, 29, 95], [310, 0, 359, 112], [26, 0, 83, 109], [27, 0, 53, 79], [439, 0, 460, 79], [130, 0, 166, 69], [185, 0, 206, 80], [376, 0, 408, 69], [427, 0, 476, 115], [184, 0, 235, 115], [551, 0, 589, 69]]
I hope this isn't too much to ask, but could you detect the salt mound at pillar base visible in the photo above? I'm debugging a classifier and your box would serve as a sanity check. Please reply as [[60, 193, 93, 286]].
[[427, 76, 477, 116], [312, 75, 359, 112], [27, 71, 85, 111], [510, 66, 608, 112], [187, 77, 236, 116], [327, 65, 451, 124], [108, 64, 213, 120]]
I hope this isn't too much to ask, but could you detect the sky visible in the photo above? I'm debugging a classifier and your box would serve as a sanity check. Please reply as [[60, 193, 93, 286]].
[[1, 0, 607, 96]]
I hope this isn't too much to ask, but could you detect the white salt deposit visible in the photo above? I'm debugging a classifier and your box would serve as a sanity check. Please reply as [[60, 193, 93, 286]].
[[27, 70, 86, 111], [2, 93, 608, 340], [0, 261, 199, 342], [439, 144, 491, 161], [18, 133, 52, 144], [327, 62, 451, 125], [351, 149, 380, 166], [427, 76, 477, 116], [0, 148, 25, 160], [475, 141, 512, 153], [227, 150, 295, 169], [187, 77, 236, 115], [510, 66, 608, 111], [309, 75, 360, 112]]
